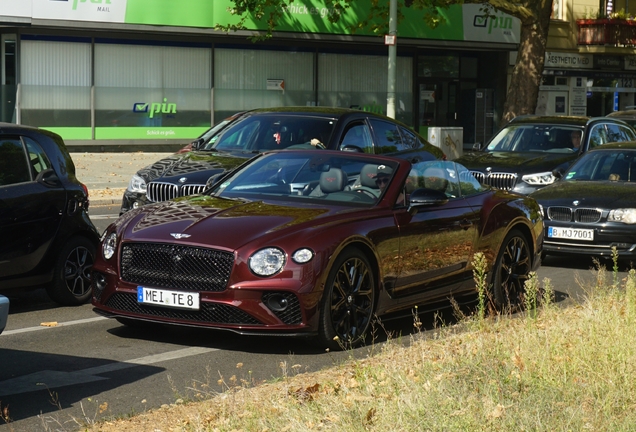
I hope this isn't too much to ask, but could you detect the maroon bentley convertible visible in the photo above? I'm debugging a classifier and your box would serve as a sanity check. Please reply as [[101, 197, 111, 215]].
[[92, 150, 543, 349]]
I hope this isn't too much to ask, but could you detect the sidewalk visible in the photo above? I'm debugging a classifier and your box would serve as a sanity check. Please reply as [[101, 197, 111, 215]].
[[72, 152, 173, 208]]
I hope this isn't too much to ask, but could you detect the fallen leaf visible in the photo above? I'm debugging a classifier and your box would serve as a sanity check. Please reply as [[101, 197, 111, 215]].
[[40, 322, 58, 327]]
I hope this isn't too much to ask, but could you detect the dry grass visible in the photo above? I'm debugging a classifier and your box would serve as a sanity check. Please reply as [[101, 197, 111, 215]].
[[80, 261, 636, 432]]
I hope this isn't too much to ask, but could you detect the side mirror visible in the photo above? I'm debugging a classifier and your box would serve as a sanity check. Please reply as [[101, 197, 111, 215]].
[[191, 138, 205, 151], [205, 172, 224, 189], [36, 168, 61, 187], [472, 142, 482, 151], [339, 144, 363, 153], [408, 188, 448, 213], [552, 167, 566, 180]]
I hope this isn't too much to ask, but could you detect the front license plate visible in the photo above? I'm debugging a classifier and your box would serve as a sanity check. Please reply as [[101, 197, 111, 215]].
[[548, 226, 594, 241], [137, 286, 200, 310]]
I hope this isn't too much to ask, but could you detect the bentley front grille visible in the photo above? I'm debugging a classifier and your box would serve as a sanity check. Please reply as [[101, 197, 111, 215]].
[[547, 206, 602, 223], [147, 182, 206, 202], [121, 243, 234, 292], [470, 171, 517, 190], [105, 292, 261, 325]]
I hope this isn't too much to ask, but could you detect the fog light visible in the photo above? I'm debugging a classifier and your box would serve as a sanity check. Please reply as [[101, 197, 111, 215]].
[[93, 272, 107, 291], [132, 201, 140, 209], [265, 294, 289, 312]]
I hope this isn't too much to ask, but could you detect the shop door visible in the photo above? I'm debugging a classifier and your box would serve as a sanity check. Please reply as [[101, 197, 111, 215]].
[[1, 34, 16, 123], [418, 81, 459, 137]]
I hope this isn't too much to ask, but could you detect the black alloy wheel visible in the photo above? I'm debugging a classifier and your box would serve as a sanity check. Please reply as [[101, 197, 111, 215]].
[[47, 236, 96, 305], [319, 248, 376, 350], [493, 229, 532, 310]]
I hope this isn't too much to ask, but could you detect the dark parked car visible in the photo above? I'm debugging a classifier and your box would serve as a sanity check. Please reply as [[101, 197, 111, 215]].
[[531, 142, 636, 259], [456, 115, 636, 195], [0, 124, 100, 305], [607, 108, 636, 128], [119, 107, 445, 215], [93, 150, 543, 349]]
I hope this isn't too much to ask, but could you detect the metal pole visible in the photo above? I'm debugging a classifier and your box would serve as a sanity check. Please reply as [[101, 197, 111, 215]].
[[386, 0, 397, 119]]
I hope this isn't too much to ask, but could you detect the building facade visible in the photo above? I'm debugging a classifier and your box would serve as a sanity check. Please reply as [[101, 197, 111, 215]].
[[538, 0, 636, 116], [0, 0, 520, 149]]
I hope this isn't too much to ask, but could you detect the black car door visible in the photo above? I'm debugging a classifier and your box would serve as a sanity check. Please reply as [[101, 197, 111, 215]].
[[390, 161, 479, 299], [0, 136, 66, 279]]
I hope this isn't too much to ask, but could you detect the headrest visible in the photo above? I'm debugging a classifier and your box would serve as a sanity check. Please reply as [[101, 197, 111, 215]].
[[360, 164, 378, 188], [320, 168, 346, 193]]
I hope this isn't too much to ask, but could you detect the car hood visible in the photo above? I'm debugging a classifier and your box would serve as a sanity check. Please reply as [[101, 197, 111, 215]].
[[118, 194, 358, 250], [530, 180, 636, 208], [457, 151, 577, 174], [138, 151, 251, 184]]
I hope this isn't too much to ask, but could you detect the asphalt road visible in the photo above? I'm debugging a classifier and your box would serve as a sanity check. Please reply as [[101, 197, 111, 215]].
[[0, 204, 627, 431]]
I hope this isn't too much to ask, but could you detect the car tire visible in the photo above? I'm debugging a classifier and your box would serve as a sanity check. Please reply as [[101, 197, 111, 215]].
[[46, 236, 95, 306], [318, 248, 376, 350], [492, 229, 532, 310]]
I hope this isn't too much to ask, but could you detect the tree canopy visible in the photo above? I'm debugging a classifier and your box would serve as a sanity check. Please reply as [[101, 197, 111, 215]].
[[219, 0, 554, 123]]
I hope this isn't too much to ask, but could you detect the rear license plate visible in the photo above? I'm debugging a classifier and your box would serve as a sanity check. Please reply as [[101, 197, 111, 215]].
[[137, 286, 200, 310], [547, 226, 594, 241]]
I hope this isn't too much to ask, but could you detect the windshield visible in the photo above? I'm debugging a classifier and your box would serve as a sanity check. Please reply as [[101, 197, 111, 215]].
[[564, 149, 636, 182], [486, 124, 583, 153], [204, 114, 337, 152], [198, 115, 241, 145], [209, 152, 399, 206]]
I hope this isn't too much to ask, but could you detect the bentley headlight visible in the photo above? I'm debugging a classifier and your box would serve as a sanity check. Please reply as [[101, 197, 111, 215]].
[[127, 174, 147, 193], [522, 171, 556, 186], [102, 232, 118, 260], [249, 248, 286, 276], [608, 209, 636, 224]]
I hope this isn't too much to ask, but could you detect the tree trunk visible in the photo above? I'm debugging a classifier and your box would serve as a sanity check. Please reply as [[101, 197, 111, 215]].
[[501, 1, 554, 123]]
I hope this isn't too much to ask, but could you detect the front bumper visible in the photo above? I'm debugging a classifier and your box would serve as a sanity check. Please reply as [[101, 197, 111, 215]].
[[543, 222, 636, 258], [91, 270, 319, 334]]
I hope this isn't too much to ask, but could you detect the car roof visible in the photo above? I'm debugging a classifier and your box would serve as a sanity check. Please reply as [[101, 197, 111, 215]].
[[607, 110, 636, 119], [587, 141, 636, 151], [508, 115, 590, 127], [0, 122, 40, 132], [242, 106, 405, 124]]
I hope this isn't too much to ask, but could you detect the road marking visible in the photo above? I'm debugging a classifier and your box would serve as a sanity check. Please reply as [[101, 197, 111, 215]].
[[0, 346, 217, 396], [2, 316, 109, 336]]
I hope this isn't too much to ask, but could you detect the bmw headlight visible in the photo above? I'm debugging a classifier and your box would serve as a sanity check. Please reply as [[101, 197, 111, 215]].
[[249, 248, 286, 276], [102, 232, 118, 260], [522, 172, 556, 186], [127, 174, 147, 193], [608, 209, 636, 224]]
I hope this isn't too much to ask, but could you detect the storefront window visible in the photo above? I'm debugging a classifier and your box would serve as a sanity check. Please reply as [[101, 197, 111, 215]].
[[418, 55, 459, 78], [317, 53, 413, 125], [94, 42, 212, 140], [214, 48, 314, 122], [20, 39, 91, 138]]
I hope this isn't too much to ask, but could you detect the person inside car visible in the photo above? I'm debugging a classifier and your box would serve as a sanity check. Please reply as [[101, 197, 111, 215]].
[[570, 130, 582, 151]]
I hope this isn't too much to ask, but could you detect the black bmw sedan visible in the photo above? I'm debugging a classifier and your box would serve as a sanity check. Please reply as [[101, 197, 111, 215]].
[[530, 142, 636, 258], [119, 107, 445, 214], [457, 115, 636, 195]]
